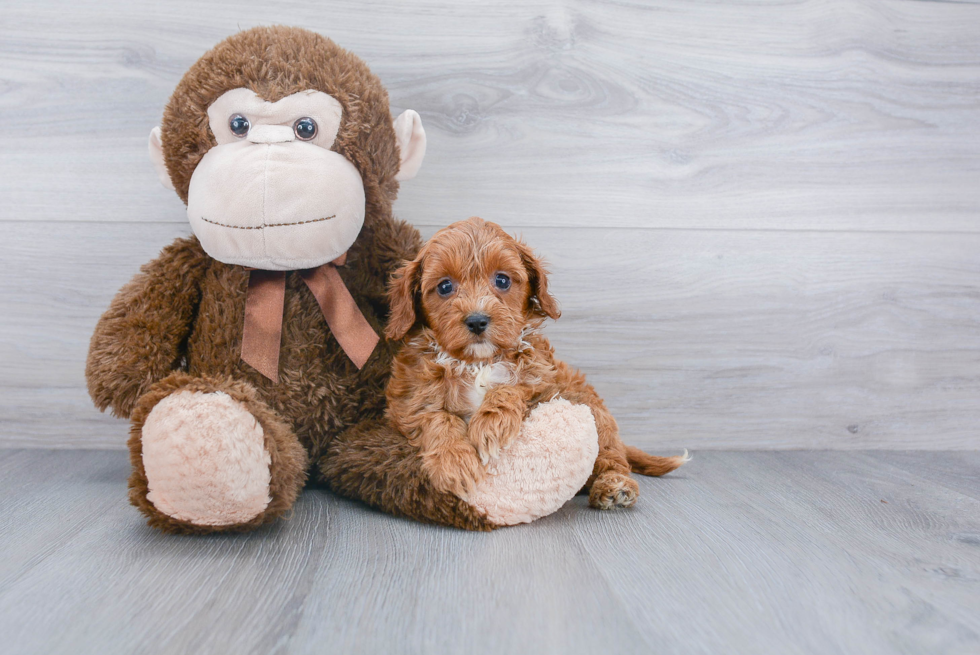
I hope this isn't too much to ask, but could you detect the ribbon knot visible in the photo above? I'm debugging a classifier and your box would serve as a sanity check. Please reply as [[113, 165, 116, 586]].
[[240, 253, 379, 382]]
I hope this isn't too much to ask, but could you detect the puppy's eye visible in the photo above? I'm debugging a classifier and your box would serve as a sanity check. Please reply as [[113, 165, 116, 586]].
[[229, 114, 250, 137], [436, 278, 455, 297], [494, 273, 511, 291], [294, 117, 317, 141]]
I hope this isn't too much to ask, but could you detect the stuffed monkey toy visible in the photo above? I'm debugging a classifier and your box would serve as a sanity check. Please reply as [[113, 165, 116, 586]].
[[86, 26, 607, 534]]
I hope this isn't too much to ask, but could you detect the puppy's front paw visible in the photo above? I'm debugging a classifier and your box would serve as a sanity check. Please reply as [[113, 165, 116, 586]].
[[468, 410, 522, 465], [423, 442, 486, 500], [589, 471, 639, 510]]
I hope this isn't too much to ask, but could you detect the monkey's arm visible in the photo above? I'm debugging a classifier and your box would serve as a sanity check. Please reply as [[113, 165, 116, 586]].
[[86, 236, 210, 419], [321, 418, 497, 531]]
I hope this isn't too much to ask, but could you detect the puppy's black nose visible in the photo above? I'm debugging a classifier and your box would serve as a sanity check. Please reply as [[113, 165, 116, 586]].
[[464, 313, 490, 335]]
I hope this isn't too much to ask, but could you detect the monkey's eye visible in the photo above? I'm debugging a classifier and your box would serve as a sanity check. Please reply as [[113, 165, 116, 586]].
[[294, 117, 318, 141], [229, 114, 250, 137], [436, 279, 455, 297], [494, 273, 511, 291]]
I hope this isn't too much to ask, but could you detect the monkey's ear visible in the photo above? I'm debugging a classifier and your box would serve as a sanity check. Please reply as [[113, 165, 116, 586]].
[[393, 110, 426, 182], [518, 242, 561, 320], [148, 127, 175, 191], [385, 257, 424, 340]]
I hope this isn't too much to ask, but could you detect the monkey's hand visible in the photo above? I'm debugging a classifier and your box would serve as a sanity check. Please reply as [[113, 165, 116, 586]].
[[468, 387, 526, 465]]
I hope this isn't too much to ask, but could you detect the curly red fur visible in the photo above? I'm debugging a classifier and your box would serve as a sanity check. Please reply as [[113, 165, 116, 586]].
[[385, 217, 687, 506]]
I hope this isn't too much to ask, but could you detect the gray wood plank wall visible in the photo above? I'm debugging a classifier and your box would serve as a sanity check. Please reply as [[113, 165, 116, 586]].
[[1, 0, 978, 449]]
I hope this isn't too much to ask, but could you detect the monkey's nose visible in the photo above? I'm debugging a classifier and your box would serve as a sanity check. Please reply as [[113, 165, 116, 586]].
[[247, 125, 295, 144], [464, 313, 490, 335]]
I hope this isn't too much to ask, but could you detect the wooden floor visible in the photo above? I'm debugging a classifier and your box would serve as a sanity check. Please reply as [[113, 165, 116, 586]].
[[2, 449, 978, 655]]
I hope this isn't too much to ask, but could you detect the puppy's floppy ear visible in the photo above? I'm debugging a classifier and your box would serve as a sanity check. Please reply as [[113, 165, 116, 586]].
[[517, 241, 561, 320], [385, 257, 424, 340]]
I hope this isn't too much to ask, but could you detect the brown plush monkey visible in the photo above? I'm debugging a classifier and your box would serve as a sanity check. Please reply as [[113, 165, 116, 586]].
[[86, 26, 497, 533]]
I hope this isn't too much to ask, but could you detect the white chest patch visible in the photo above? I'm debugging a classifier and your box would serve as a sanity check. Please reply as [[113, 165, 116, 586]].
[[420, 336, 523, 416]]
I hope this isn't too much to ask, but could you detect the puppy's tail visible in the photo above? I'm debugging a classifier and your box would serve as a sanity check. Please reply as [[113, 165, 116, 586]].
[[626, 446, 691, 477]]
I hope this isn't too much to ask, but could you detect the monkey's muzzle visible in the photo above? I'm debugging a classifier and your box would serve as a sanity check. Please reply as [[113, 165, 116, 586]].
[[186, 139, 366, 271]]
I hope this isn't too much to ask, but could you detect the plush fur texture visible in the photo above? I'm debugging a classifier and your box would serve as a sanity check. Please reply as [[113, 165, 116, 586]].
[[87, 27, 499, 533], [321, 419, 500, 531], [467, 399, 599, 525], [384, 217, 688, 511], [141, 390, 273, 526], [127, 373, 308, 534]]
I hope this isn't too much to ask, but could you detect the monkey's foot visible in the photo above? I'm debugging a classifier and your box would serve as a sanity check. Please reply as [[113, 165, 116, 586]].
[[467, 399, 599, 525], [142, 389, 274, 526], [128, 373, 307, 534]]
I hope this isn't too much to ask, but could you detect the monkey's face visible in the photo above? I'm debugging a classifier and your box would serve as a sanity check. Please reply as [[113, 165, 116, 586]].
[[181, 88, 363, 270], [149, 28, 426, 270]]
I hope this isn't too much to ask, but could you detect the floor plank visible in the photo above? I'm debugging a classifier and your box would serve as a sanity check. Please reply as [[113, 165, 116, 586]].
[[0, 449, 977, 655]]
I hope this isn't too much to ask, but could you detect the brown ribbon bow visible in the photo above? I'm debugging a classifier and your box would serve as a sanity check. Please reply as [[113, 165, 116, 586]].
[[241, 253, 379, 382]]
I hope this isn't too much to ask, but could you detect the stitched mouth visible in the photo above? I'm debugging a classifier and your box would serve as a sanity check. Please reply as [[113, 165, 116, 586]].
[[198, 214, 336, 230]]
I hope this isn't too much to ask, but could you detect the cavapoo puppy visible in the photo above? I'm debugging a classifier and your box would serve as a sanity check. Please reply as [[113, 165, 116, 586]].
[[384, 217, 687, 509]]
